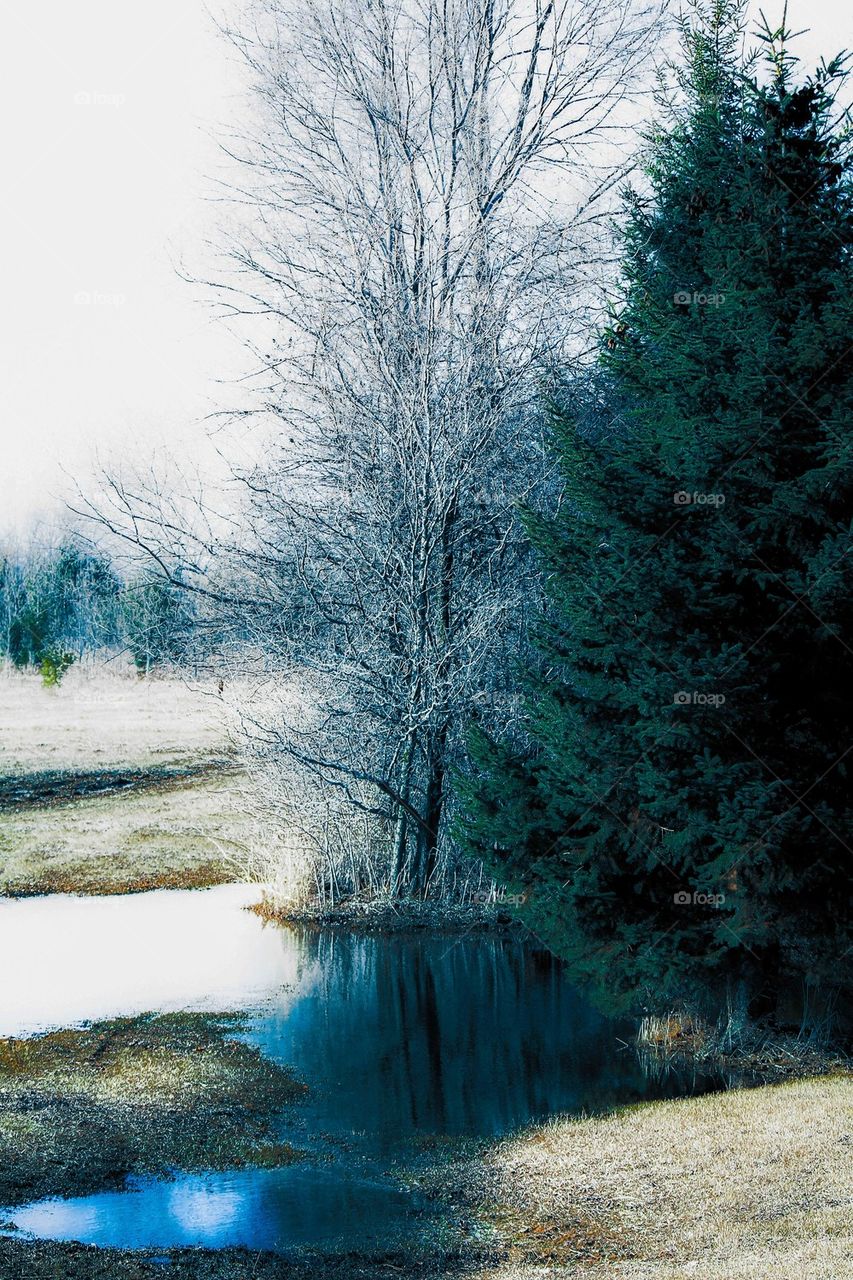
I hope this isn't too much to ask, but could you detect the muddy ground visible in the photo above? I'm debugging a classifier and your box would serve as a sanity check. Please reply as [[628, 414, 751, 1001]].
[[0, 1239, 474, 1279], [0, 1013, 474, 1280], [0, 1013, 306, 1209], [0, 760, 236, 812], [3, 1072, 850, 1279]]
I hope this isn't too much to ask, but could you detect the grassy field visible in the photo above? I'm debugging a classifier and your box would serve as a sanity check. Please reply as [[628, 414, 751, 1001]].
[[0, 666, 229, 774], [0, 668, 250, 895], [0, 773, 251, 895], [437, 1074, 853, 1280]]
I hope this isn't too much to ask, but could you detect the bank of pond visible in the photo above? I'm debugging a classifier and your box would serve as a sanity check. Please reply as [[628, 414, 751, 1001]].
[[0, 884, 758, 1266]]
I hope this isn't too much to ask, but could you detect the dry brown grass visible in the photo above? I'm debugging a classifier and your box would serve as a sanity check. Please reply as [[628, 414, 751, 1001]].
[[637, 1010, 850, 1082], [450, 1076, 853, 1280], [637, 1011, 707, 1055], [0, 666, 229, 775], [0, 668, 255, 895], [0, 774, 253, 895]]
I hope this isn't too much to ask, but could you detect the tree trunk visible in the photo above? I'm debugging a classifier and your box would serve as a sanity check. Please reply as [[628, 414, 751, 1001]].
[[415, 724, 449, 899], [391, 731, 416, 896]]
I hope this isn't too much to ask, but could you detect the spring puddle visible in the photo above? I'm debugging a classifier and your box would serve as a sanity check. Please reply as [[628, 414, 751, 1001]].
[[0, 885, 727, 1251], [9, 1168, 424, 1252]]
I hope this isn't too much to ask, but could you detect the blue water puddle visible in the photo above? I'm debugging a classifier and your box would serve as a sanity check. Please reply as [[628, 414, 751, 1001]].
[[6, 1167, 425, 1253]]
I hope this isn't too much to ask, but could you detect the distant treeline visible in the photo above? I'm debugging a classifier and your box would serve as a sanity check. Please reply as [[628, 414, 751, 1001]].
[[0, 542, 196, 678]]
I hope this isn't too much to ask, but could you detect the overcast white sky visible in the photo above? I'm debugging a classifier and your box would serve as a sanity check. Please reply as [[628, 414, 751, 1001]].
[[0, 1, 246, 537], [0, 0, 849, 536]]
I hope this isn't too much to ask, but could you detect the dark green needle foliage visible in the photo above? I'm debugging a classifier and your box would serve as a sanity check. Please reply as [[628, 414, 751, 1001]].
[[461, 0, 853, 1015]]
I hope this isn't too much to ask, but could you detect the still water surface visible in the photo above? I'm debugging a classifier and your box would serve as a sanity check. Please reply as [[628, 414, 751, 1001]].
[[11, 1168, 423, 1252], [1, 886, 725, 1252]]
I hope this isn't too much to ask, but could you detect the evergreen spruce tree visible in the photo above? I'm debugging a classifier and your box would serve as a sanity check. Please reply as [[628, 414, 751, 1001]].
[[462, 0, 853, 1014]]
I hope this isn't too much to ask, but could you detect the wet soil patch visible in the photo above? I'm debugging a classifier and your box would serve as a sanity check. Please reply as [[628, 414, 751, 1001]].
[[0, 1013, 306, 1209], [0, 761, 237, 812]]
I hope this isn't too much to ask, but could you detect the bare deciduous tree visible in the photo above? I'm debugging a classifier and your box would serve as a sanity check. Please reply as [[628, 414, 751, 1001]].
[[80, 0, 666, 906]]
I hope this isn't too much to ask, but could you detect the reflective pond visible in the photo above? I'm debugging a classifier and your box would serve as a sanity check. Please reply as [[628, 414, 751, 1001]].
[[0, 885, 727, 1251], [9, 1168, 425, 1252]]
